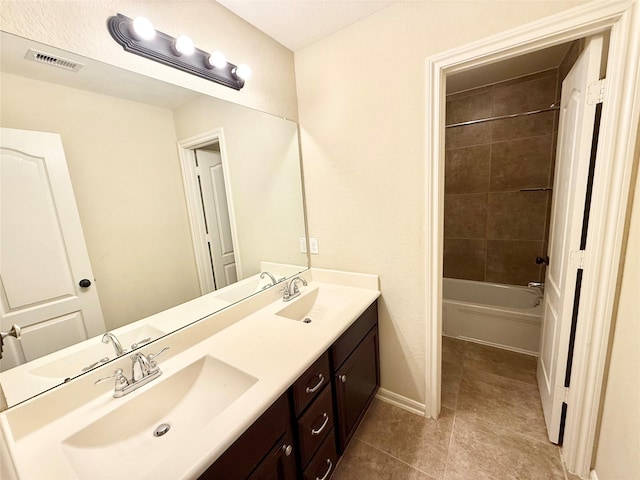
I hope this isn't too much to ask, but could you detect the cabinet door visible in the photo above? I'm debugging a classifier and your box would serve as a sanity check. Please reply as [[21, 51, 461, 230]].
[[334, 326, 379, 453], [248, 431, 297, 480]]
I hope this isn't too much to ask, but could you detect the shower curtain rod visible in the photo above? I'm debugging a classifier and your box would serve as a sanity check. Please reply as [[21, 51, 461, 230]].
[[445, 104, 560, 128]]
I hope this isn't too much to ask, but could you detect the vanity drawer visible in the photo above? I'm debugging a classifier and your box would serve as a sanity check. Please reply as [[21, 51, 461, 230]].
[[292, 352, 330, 415], [297, 383, 334, 467], [302, 430, 337, 480], [331, 301, 377, 369]]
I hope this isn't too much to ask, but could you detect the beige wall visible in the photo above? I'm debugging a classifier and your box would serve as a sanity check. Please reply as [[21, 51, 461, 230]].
[[593, 154, 640, 478], [1, 72, 200, 330], [0, 0, 298, 121], [172, 96, 307, 277], [295, 1, 588, 403]]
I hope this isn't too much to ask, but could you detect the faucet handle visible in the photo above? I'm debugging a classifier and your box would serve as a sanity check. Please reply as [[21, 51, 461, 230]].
[[148, 347, 170, 364], [95, 368, 129, 391]]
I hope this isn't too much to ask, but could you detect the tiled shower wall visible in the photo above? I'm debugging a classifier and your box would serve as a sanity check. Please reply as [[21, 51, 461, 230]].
[[443, 69, 559, 286]]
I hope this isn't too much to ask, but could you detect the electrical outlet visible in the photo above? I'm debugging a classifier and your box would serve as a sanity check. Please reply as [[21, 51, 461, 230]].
[[299, 237, 307, 253], [310, 237, 319, 254]]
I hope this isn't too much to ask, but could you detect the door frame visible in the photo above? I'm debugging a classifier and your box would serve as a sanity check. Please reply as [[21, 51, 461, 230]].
[[424, 0, 640, 476], [177, 128, 242, 294]]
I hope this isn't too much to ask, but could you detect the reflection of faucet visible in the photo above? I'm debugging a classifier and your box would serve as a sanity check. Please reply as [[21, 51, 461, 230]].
[[0, 324, 21, 359], [95, 347, 169, 398], [260, 271, 277, 286], [102, 332, 126, 356], [282, 276, 307, 302]]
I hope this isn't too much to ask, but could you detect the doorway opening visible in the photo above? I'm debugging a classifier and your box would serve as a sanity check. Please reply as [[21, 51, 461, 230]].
[[177, 129, 240, 296], [425, 3, 640, 477]]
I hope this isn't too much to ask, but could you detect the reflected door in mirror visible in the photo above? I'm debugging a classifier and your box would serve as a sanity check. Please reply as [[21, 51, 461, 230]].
[[0, 128, 106, 370]]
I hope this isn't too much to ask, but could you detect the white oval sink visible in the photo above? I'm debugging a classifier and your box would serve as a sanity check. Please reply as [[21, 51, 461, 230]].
[[60, 355, 257, 479], [275, 286, 355, 322]]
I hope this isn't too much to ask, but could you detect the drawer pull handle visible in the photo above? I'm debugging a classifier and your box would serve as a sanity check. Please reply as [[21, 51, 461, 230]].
[[282, 444, 293, 456], [316, 459, 333, 480], [339, 374, 347, 383], [305, 374, 325, 394], [311, 412, 329, 436]]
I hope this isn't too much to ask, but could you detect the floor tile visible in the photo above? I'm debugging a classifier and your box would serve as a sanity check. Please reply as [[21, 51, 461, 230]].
[[441, 360, 463, 410], [444, 415, 564, 480], [442, 336, 467, 365], [332, 438, 437, 480], [456, 367, 549, 443], [354, 399, 455, 479], [463, 341, 537, 384]]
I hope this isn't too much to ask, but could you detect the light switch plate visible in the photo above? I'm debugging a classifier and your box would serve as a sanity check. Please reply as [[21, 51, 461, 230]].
[[299, 237, 307, 253], [310, 237, 319, 254]]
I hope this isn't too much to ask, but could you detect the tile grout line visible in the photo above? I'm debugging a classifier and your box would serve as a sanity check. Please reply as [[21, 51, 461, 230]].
[[352, 436, 440, 480]]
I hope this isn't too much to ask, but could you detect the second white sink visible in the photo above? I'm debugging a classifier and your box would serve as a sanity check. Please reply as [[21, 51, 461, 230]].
[[275, 286, 354, 322]]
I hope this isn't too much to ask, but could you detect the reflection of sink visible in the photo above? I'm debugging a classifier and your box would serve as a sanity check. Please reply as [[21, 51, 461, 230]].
[[28, 325, 166, 379], [275, 286, 354, 322], [61, 355, 257, 479]]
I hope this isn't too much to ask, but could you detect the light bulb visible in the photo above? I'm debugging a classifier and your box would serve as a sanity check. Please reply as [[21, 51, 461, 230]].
[[174, 35, 195, 56], [207, 51, 227, 69], [131, 16, 155, 41], [234, 64, 252, 80]]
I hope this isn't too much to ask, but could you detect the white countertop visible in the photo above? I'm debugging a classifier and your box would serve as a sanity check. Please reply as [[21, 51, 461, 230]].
[[0, 268, 380, 479]]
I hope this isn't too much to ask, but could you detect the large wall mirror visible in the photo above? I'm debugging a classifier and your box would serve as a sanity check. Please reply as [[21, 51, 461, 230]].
[[0, 31, 308, 408]]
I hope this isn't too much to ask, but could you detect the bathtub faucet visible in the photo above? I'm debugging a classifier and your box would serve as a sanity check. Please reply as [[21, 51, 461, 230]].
[[527, 282, 544, 289]]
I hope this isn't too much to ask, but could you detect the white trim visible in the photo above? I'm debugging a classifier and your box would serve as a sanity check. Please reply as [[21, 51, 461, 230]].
[[376, 388, 426, 417], [590, 470, 600, 480], [177, 129, 243, 294], [424, 0, 640, 477]]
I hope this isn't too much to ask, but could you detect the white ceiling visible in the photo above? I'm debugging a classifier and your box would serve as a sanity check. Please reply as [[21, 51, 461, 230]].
[[216, 0, 396, 52]]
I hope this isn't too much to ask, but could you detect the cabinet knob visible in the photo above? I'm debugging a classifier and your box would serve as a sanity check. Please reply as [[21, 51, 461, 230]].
[[339, 374, 347, 383], [282, 444, 293, 456]]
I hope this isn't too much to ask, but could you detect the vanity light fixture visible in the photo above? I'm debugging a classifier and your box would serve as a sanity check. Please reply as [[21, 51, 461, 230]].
[[107, 13, 249, 90]]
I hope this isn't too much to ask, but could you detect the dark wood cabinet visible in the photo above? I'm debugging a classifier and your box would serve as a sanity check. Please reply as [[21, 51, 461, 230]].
[[202, 299, 378, 480], [199, 394, 296, 480], [331, 302, 379, 453]]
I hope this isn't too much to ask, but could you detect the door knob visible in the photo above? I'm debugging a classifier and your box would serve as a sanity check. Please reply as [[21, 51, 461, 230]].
[[79, 279, 92, 288], [535, 256, 549, 265]]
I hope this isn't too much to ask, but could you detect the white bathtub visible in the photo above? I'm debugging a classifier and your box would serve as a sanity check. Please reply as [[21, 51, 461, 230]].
[[442, 278, 543, 355]]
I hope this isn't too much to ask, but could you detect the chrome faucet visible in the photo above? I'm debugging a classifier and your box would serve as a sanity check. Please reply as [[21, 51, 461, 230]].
[[260, 271, 277, 286], [528, 282, 545, 289], [102, 332, 126, 356], [0, 324, 21, 360], [282, 276, 307, 302], [95, 347, 169, 398]]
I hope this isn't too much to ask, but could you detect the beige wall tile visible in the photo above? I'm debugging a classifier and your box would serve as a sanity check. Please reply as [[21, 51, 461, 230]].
[[490, 135, 553, 191], [445, 145, 491, 194], [487, 191, 547, 240], [444, 193, 488, 238], [485, 239, 543, 285], [443, 239, 487, 281]]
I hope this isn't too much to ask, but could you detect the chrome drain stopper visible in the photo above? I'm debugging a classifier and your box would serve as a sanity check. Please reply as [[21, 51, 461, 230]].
[[303, 318, 312, 323], [153, 423, 171, 437]]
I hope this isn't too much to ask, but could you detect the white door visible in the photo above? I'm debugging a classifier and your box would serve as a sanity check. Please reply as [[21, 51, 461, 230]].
[[1, 128, 105, 370], [537, 35, 603, 443], [195, 149, 237, 290]]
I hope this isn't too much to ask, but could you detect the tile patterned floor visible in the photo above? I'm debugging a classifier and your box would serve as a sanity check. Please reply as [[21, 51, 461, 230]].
[[332, 337, 571, 480]]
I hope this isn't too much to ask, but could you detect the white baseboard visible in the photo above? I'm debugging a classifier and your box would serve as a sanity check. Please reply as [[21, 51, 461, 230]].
[[375, 388, 426, 416], [590, 470, 599, 480]]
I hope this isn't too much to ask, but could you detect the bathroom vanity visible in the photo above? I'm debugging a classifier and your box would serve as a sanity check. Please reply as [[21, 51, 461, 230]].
[[0, 268, 380, 479]]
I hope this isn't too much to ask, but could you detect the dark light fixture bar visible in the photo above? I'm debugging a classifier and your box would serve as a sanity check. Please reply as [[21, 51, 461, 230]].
[[107, 14, 249, 90]]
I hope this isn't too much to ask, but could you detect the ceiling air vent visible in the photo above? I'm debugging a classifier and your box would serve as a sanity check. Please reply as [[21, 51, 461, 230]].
[[24, 49, 84, 72]]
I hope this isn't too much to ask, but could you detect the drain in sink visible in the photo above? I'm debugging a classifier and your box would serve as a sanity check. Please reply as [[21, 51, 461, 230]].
[[154, 423, 171, 437], [303, 318, 312, 323]]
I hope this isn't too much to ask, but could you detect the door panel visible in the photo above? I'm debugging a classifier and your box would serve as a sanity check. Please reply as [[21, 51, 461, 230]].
[[195, 149, 237, 290], [537, 35, 603, 443], [1, 128, 105, 370]]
